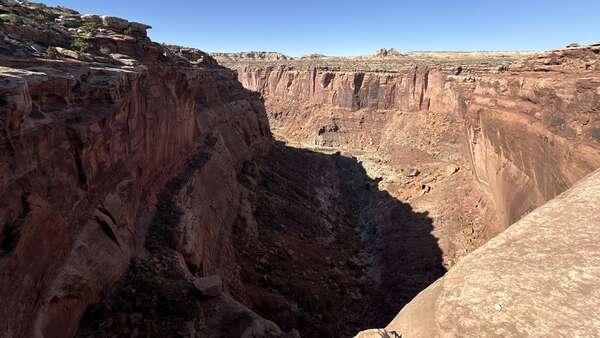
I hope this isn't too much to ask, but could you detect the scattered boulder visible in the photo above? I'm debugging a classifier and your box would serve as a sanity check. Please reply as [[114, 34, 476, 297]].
[[406, 168, 420, 177], [54, 46, 80, 59], [127, 22, 152, 37], [446, 164, 460, 175], [101, 15, 129, 32], [55, 16, 81, 28], [81, 14, 102, 25], [192, 275, 223, 297], [110, 53, 139, 66]]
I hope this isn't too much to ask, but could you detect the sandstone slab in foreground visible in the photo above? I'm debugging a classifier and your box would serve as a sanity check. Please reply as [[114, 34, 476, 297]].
[[356, 168, 600, 337]]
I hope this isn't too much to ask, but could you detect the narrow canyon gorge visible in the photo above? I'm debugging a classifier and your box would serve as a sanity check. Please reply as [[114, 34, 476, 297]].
[[1, 2, 600, 338]]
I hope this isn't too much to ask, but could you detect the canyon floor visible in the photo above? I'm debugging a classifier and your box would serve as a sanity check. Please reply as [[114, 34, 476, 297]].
[[1, 2, 600, 338]]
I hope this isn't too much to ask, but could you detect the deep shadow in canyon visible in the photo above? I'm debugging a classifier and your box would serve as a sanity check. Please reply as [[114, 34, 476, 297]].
[[3, 3, 600, 338], [76, 140, 445, 338], [227, 141, 445, 337]]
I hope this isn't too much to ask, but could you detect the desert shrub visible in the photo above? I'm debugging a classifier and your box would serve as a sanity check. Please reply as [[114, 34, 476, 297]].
[[80, 21, 97, 36], [46, 46, 59, 59], [2, 14, 22, 25], [71, 38, 89, 53]]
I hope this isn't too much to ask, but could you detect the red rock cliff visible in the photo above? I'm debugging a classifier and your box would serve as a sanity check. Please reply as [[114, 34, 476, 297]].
[[463, 45, 600, 225], [0, 3, 271, 337], [221, 47, 600, 228]]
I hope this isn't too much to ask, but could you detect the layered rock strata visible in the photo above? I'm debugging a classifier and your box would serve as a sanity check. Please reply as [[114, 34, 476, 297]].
[[219, 44, 600, 231], [0, 2, 273, 337], [357, 167, 600, 337], [219, 44, 600, 336]]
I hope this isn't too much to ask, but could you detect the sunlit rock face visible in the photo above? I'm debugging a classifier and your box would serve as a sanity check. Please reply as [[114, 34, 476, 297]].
[[2, 1, 600, 337], [359, 167, 600, 338], [219, 45, 600, 231], [218, 45, 600, 336]]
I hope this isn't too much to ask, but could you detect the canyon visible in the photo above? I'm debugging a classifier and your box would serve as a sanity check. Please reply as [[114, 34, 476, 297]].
[[1, 1, 600, 338]]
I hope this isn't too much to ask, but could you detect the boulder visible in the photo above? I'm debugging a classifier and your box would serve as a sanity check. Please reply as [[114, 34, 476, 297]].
[[54, 47, 81, 60], [81, 14, 102, 25], [192, 275, 222, 297], [406, 168, 420, 177], [101, 15, 129, 31], [56, 16, 81, 28], [127, 22, 151, 37]]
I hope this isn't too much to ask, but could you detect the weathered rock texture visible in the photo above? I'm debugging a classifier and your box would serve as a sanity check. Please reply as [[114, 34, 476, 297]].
[[0, 2, 274, 337], [464, 45, 600, 225], [363, 167, 600, 337], [219, 44, 600, 335], [219, 44, 600, 230], [2, 2, 600, 338]]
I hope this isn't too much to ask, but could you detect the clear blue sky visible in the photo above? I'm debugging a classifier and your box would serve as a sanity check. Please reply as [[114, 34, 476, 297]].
[[38, 0, 600, 56]]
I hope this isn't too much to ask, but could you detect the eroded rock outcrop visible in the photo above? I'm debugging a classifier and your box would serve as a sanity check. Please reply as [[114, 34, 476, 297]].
[[0, 2, 273, 337], [357, 167, 600, 337], [220, 45, 600, 231], [220, 45, 600, 336], [464, 45, 600, 226]]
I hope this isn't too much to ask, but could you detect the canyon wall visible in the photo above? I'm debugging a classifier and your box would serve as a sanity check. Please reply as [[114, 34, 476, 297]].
[[0, 3, 273, 337], [463, 46, 600, 225], [219, 45, 600, 229], [218, 47, 600, 336], [362, 166, 600, 337], [2, 2, 600, 338], [226, 60, 502, 270]]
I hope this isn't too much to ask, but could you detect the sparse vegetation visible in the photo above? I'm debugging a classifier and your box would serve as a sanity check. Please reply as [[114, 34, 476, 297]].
[[71, 38, 89, 53], [56, 6, 79, 15], [32, 8, 52, 24], [46, 46, 60, 59], [2, 14, 22, 25], [80, 21, 98, 36]]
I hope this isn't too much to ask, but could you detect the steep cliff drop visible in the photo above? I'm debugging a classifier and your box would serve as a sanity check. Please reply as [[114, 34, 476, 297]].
[[0, 2, 443, 338], [2, 2, 600, 338], [0, 2, 283, 337], [215, 44, 600, 336]]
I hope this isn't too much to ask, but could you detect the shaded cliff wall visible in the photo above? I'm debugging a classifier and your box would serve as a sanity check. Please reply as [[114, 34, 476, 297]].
[[0, 18, 270, 338]]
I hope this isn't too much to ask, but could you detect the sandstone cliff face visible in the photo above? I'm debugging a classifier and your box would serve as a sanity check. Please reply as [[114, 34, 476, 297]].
[[364, 167, 600, 337], [0, 3, 271, 337], [222, 45, 600, 229], [463, 45, 600, 225], [221, 47, 600, 336]]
